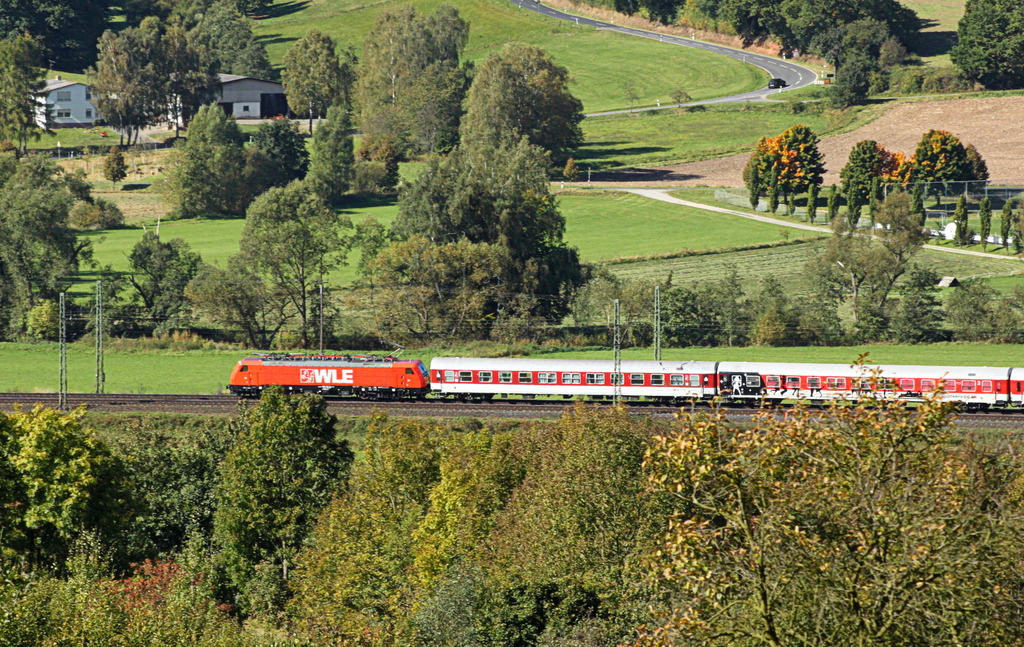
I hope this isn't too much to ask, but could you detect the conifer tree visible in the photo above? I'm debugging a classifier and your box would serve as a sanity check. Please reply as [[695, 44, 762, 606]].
[[978, 196, 992, 251], [103, 146, 127, 184], [807, 182, 819, 223], [827, 184, 840, 221], [746, 162, 760, 209], [1001, 202, 1013, 250], [307, 104, 354, 203], [911, 182, 926, 225], [768, 172, 780, 214], [953, 194, 970, 246]]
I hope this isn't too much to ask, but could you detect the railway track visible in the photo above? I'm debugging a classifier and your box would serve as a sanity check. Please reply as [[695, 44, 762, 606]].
[[2, 393, 1024, 427]]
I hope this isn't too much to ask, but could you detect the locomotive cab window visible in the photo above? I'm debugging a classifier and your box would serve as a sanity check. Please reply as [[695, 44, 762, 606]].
[[459, 371, 473, 382], [239, 365, 249, 372], [518, 372, 533, 383], [630, 374, 645, 385], [499, 372, 512, 383], [444, 370, 455, 382], [586, 373, 605, 385], [670, 374, 684, 386], [405, 368, 414, 374], [650, 374, 665, 386], [479, 371, 493, 383]]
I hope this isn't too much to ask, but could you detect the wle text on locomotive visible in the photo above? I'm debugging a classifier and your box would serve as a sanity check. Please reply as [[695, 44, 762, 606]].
[[428, 358, 1024, 410]]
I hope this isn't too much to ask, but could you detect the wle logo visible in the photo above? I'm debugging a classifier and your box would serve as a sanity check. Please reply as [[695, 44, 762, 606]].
[[300, 368, 355, 384]]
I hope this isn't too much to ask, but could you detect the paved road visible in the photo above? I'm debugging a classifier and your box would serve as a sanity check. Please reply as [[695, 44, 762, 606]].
[[507, 0, 819, 115], [620, 188, 1024, 262]]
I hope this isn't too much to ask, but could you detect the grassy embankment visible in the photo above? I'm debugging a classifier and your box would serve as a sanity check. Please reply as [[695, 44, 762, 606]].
[[4, 339, 1024, 395], [901, 0, 963, 66]]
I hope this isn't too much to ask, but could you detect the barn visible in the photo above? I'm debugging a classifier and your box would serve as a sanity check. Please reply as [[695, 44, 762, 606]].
[[216, 74, 289, 119]]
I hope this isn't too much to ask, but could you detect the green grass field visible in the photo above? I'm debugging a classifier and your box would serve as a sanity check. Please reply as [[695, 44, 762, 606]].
[[252, 0, 764, 113], [4, 340, 1024, 395], [559, 191, 788, 260], [577, 103, 870, 169]]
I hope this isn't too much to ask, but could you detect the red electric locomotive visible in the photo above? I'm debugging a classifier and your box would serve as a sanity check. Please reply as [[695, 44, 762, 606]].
[[228, 354, 430, 399]]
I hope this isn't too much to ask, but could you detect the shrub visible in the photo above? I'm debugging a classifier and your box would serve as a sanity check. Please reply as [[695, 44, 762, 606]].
[[351, 161, 388, 194], [70, 198, 124, 230]]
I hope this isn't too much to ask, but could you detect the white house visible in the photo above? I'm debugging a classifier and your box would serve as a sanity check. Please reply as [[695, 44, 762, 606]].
[[37, 78, 101, 128], [216, 74, 289, 119]]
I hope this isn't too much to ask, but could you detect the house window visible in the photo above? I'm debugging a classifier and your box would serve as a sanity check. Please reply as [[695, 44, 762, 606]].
[[56, 109, 71, 118], [242, 105, 250, 112], [586, 373, 605, 385], [518, 372, 533, 384], [650, 374, 665, 386], [499, 372, 512, 383], [478, 371, 492, 383], [85, 109, 92, 118], [85, 88, 92, 100], [562, 373, 581, 384], [56, 91, 71, 101], [630, 374, 644, 385]]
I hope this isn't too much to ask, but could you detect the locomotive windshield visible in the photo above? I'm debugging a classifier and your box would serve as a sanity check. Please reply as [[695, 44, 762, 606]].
[[417, 361, 429, 380]]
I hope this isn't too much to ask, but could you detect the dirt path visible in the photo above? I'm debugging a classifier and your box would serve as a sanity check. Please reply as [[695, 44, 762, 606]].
[[593, 96, 1024, 187]]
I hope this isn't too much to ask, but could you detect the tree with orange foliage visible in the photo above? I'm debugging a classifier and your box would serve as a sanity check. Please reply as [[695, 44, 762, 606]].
[[743, 125, 825, 207]]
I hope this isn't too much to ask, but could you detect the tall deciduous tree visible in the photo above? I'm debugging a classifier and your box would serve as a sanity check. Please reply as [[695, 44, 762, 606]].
[[462, 42, 584, 166], [250, 118, 309, 186], [186, 1, 273, 79], [124, 232, 201, 334], [240, 180, 351, 347], [640, 394, 1024, 647], [0, 36, 46, 153], [911, 129, 973, 187], [282, 30, 355, 133], [890, 266, 942, 343], [162, 20, 219, 138], [1001, 201, 1013, 249], [214, 387, 353, 614], [954, 193, 971, 246], [979, 195, 992, 250], [186, 256, 290, 349], [394, 139, 585, 324], [90, 18, 164, 145], [355, 5, 469, 156], [840, 140, 885, 208], [306, 104, 354, 203]]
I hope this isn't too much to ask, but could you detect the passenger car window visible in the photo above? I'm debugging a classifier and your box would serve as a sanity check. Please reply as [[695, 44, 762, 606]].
[[586, 373, 605, 385], [630, 374, 644, 385], [479, 371, 493, 383], [650, 374, 665, 385], [518, 372, 533, 383], [499, 372, 512, 383]]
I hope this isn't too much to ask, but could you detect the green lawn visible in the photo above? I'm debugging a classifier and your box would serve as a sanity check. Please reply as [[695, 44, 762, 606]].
[[5, 340, 1024, 395], [901, 0, 963, 65], [559, 191, 789, 261], [29, 128, 119, 151], [77, 195, 401, 288], [252, 0, 763, 113], [577, 104, 866, 169]]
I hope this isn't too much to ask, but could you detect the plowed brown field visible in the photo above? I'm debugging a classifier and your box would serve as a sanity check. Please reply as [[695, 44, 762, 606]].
[[596, 97, 1024, 187]]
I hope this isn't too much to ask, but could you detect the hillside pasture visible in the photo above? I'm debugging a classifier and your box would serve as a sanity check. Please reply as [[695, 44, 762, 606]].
[[252, 0, 764, 113]]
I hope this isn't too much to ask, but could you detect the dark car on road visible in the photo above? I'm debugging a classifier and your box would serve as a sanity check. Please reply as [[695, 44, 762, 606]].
[[768, 78, 788, 89]]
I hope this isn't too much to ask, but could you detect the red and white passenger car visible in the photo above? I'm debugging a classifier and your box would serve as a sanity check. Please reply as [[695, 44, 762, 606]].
[[429, 357, 718, 402]]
